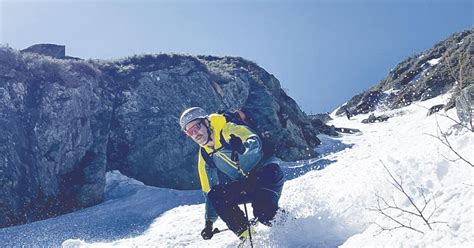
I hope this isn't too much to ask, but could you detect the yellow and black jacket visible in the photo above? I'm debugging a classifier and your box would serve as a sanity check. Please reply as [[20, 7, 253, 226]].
[[198, 113, 264, 222]]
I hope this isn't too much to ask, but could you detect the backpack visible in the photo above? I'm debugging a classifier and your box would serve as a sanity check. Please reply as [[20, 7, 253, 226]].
[[200, 110, 275, 168]]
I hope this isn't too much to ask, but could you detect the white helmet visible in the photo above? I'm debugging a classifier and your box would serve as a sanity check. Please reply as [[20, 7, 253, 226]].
[[179, 107, 208, 130]]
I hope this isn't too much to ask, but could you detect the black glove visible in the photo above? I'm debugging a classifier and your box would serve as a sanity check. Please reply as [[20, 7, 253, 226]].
[[229, 134, 245, 154], [201, 220, 214, 240]]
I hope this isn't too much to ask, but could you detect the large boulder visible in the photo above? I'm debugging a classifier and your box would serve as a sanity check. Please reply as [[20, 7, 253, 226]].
[[98, 55, 320, 189], [0, 48, 112, 227], [427, 104, 445, 116], [361, 113, 390, 124]]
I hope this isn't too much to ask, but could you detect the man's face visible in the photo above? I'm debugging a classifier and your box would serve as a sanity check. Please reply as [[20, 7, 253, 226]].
[[185, 119, 209, 145]]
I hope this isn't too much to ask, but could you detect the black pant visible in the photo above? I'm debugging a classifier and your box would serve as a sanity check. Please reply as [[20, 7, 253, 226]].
[[207, 163, 285, 235]]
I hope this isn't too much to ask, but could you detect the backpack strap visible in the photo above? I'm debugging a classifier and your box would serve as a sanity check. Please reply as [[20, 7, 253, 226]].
[[200, 147, 224, 168], [200, 148, 214, 168], [200, 130, 239, 167]]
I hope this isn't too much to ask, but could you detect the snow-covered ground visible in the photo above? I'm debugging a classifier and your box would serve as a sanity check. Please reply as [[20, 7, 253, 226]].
[[0, 92, 472, 247]]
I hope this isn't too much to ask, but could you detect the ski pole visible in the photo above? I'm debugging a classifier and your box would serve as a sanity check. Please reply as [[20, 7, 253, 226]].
[[243, 201, 254, 248], [232, 151, 253, 248], [232, 150, 254, 248]]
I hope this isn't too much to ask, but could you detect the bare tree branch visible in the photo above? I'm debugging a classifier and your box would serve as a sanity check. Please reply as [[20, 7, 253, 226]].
[[370, 162, 447, 234], [439, 153, 460, 163], [423, 118, 473, 167], [420, 188, 432, 213], [435, 112, 473, 132], [369, 203, 425, 235], [380, 161, 432, 229]]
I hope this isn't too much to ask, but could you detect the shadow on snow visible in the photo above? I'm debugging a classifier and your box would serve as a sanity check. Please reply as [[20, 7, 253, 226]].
[[0, 173, 203, 247], [281, 135, 354, 180]]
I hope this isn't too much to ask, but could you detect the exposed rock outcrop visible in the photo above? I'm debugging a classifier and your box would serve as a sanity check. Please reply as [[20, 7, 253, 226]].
[[98, 55, 320, 189], [427, 104, 445, 116], [336, 28, 473, 117], [308, 113, 360, 136], [0, 48, 112, 228], [361, 113, 390, 124]]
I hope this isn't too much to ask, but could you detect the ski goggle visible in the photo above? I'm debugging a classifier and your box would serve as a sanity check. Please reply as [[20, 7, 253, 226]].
[[185, 120, 203, 136]]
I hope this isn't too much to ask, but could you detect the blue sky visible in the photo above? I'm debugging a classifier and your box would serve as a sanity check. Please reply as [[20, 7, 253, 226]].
[[1, 0, 472, 114]]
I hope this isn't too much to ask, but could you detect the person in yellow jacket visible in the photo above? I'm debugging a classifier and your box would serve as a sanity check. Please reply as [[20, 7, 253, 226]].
[[179, 107, 285, 241]]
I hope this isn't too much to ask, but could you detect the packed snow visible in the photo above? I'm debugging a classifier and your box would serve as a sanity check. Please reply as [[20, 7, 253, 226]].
[[0, 92, 472, 248], [383, 88, 401, 95], [427, 57, 442, 66]]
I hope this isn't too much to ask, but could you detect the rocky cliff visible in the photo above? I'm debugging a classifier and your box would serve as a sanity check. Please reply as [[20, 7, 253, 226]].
[[98, 55, 320, 189], [0, 46, 319, 227], [0, 48, 112, 228], [336, 28, 473, 116]]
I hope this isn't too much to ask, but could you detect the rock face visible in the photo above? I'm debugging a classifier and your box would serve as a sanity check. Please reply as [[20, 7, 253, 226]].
[[0, 48, 319, 227], [361, 114, 390, 124], [98, 55, 320, 189], [308, 113, 360, 136], [309, 113, 332, 124], [0, 49, 112, 227], [427, 104, 445, 116], [336, 28, 473, 116]]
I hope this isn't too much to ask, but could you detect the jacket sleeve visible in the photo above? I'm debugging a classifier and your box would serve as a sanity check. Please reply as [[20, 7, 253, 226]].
[[222, 123, 264, 174], [204, 192, 218, 222], [197, 153, 219, 222]]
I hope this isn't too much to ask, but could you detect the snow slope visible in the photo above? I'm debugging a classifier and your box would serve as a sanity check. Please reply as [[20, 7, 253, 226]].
[[0, 92, 472, 247], [0, 172, 203, 247]]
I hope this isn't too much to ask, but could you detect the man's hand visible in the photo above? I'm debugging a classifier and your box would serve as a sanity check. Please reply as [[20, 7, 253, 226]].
[[201, 220, 214, 240], [229, 134, 245, 154]]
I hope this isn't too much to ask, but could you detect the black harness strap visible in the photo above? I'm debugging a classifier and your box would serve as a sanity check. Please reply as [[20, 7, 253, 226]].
[[200, 130, 234, 168], [200, 147, 222, 168]]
